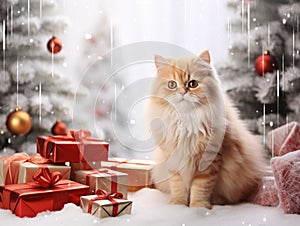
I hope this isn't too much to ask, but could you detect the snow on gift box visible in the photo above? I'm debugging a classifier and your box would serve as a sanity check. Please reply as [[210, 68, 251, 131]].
[[0, 168, 89, 218], [271, 150, 300, 214], [0, 153, 71, 186]]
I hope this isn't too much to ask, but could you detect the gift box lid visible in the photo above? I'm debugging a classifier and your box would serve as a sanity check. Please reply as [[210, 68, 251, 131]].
[[101, 158, 154, 170], [37, 135, 109, 144], [3, 180, 89, 196], [18, 162, 71, 183], [91, 168, 128, 177], [74, 168, 128, 178], [108, 157, 155, 165]]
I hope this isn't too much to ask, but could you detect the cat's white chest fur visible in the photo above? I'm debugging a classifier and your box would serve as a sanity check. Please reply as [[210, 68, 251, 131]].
[[166, 108, 208, 148], [163, 109, 208, 173]]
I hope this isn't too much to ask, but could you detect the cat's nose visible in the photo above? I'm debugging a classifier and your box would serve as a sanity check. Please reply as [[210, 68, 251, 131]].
[[180, 91, 186, 96]]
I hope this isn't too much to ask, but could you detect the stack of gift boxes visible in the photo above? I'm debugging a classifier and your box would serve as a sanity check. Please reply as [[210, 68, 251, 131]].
[[0, 130, 154, 218], [2, 122, 299, 217], [251, 121, 300, 214]]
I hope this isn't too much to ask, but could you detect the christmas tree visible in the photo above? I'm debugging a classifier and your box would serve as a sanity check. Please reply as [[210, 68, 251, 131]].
[[0, 0, 74, 155], [220, 0, 300, 146]]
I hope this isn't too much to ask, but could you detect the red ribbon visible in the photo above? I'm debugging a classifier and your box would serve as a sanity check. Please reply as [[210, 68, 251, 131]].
[[1, 153, 50, 185], [67, 130, 91, 142], [41, 129, 95, 159], [85, 170, 99, 186], [32, 168, 62, 189], [87, 189, 123, 216], [85, 169, 118, 194]]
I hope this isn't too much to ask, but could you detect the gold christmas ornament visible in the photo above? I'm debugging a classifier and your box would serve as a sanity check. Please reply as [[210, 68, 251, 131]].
[[6, 107, 32, 136]]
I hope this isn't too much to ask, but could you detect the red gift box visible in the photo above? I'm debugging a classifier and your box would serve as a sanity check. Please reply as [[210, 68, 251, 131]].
[[0, 169, 89, 217], [268, 122, 300, 156], [271, 150, 300, 214], [36, 130, 109, 163]]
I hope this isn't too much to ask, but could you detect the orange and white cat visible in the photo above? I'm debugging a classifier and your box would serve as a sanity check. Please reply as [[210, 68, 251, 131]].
[[149, 50, 265, 209]]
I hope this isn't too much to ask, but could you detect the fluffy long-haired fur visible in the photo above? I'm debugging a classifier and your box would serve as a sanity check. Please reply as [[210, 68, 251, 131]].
[[149, 50, 265, 209]]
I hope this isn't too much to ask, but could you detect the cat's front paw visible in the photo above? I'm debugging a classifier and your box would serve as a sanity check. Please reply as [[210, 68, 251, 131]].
[[168, 197, 188, 206], [189, 201, 212, 209]]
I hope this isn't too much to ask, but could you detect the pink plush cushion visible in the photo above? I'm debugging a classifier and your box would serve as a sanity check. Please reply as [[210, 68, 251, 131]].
[[271, 150, 300, 214], [251, 176, 279, 207], [268, 122, 300, 156]]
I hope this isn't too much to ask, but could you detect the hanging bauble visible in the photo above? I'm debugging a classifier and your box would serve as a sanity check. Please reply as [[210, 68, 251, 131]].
[[6, 107, 32, 136], [47, 36, 63, 54], [95, 106, 106, 118], [254, 50, 277, 76], [51, 121, 67, 135]]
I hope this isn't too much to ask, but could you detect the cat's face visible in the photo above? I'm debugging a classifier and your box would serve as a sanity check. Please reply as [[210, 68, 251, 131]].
[[153, 51, 215, 110]]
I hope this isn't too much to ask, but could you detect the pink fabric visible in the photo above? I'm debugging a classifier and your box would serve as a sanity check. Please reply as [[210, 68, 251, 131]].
[[271, 150, 300, 214], [279, 124, 300, 156], [268, 122, 300, 156]]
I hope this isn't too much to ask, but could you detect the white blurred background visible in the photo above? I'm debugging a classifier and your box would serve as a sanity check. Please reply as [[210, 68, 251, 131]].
[[58, 0, 231, 79]]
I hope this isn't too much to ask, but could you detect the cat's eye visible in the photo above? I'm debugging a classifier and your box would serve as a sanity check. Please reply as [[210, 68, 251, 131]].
[[168, 80, 177, 89], [187, 80, 199, 89]]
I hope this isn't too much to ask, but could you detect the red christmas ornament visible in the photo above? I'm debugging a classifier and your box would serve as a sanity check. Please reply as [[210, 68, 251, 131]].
[[47, 36, 62, 54], [254, 50, 277, 76], [51, 121, 67, 135], [95, 106, 106, 118]]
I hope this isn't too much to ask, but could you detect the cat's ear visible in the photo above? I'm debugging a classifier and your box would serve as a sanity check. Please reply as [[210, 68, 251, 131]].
[[198, 50, 211, 64], [154, 55, 168, 70]]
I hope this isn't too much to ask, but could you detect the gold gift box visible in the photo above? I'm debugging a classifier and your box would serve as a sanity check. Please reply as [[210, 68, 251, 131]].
[[70, 161, 102, 179], [101, 157, 154, 192], [73, 168, 128, 197], [80, 194, 132, 218], [0, 160, 70, 186]]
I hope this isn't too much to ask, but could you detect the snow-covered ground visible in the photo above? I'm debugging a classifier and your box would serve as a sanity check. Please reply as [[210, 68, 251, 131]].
[[1, 188, 300, 226]]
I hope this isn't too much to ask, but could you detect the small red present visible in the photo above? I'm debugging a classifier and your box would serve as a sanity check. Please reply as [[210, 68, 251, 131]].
[[268, 122, 300, 156], [101, 158, 154, 192], [0, 168, 89, 217], [36, 130, 109, 163], [0, 153, 70, 186], [271, 150, 300, 214]]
